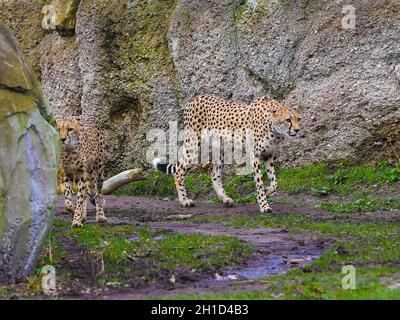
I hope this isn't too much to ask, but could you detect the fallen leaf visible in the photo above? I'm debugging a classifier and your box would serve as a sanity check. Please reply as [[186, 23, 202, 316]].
[[286, 258, 305, 264]]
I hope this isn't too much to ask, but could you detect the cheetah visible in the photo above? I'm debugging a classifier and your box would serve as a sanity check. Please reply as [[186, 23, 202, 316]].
[[153, 95, 301, 214], [56, 115, 107, 228]]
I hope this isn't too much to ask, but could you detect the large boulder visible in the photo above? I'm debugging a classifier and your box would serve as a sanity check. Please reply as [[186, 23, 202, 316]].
[[0, 25, 59, 284]]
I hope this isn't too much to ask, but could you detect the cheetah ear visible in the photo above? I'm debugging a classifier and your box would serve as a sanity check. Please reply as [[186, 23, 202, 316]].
[[269, 108, 277, 114]]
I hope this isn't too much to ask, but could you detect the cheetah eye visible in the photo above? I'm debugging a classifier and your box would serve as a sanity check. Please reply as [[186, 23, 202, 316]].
[[67, 128, 74, 132], [286, 119, 291, 123]]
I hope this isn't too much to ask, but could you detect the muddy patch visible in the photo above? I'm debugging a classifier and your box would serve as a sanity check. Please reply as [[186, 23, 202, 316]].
[[89, 221, 327, 300], [147, 222, 327, 279]]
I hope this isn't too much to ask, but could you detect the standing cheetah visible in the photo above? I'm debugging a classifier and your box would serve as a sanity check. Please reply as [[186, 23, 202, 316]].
[[153, 95, 301, 214], [57, 115, 107, 228]]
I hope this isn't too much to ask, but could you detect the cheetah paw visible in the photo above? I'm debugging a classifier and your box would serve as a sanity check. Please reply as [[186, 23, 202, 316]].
[[97, 215, 108, 223], [260, 206, 273, 214], [223, 198, 235, 207], [180, 199, 195, 208], [71, 220, 83, 228], [65, 205, 74, 215]]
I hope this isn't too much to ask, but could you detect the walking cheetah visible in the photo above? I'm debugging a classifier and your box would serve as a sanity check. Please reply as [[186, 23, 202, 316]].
[[57, 115, 107, 228], [153, 95, 301, 214]]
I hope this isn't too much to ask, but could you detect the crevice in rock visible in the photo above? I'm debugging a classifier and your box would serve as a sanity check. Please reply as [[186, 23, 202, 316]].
[[244, 66, 293, 101], [0, 84, 31, 95]]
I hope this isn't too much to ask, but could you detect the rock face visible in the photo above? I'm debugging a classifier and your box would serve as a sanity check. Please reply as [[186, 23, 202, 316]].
[[0, 0, 399, 173], [0, 25, 59, 284]]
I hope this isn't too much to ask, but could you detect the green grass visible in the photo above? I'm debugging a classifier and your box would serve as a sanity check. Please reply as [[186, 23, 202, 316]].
[[114, 171, 176, 199], [36, 228, 66, 267], [162, 213, 400, 300], [0, 221, 252, 298], [318, 197, 400, 213], [278, 161, 400, 195], [62, 223, 252, 276], [4, 160, 400, 299], [114, 162, 400, 205], [37, 0, 51, 5], [165, 266, 400, 300], [62, 221, 251, 279]]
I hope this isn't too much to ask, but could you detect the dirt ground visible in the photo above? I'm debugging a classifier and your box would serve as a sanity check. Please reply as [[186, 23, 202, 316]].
[[51, 194, 400, 299], [53, 196, 339, 299], [58, 194, 400, 224]]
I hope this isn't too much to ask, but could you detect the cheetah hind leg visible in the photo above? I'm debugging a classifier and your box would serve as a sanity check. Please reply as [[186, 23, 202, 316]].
[[95, 170, 107, 223], [71, 175, 87, 228], [87, 168, 107, 223], [81, 199, 87, 222], [174, 161, 195, 208], [64, 175, 74, 214], [95, 194, 107, 223]]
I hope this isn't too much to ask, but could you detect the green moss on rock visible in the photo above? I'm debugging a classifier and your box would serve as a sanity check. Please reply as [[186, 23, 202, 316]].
[[53, 0, 81, 36]]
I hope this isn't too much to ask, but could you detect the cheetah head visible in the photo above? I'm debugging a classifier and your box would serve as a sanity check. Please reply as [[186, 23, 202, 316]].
[[271, 107, 301, 138], [257, 97, 302, 138], [56, 117, 80, 151]]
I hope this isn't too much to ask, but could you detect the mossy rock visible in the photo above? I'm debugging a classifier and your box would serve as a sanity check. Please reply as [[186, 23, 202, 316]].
[[53, 0, 80, 36], [0, 25, 59, 284]]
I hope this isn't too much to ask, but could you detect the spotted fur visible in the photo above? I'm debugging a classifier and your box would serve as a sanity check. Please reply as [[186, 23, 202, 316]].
[[57, 115, 107, 228], [153, 95, 301, 214]]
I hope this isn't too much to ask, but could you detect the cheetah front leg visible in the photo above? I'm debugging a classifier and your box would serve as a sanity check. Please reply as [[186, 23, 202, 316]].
[[212, 164, 234, 207], [263, 155, 278, 196], [95, 192, 107, 223], [82, 198, 87, 222], [71, 172, 88, 228], [252, 155, 273, 214], [87, 165, 107, 223], [64, 174, 74, 214]]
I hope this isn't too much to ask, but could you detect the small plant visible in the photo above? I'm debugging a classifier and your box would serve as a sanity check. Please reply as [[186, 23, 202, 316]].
[[387, 167, 400, 183], [311, 186, 332, 196], [330, 168, 348, 185]]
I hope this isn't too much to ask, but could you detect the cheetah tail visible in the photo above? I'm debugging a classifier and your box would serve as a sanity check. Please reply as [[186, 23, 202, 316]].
[[152, 158, 177, 175]]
